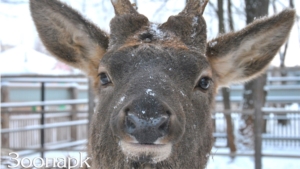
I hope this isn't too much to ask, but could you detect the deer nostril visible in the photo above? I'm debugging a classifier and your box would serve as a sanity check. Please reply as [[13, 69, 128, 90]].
[[158, 116, 169, 134], [166, 110, 171, 116], [125, 113, 136, 134]]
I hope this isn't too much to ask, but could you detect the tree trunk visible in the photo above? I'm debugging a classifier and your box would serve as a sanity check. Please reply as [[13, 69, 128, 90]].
[[69, 85, 78, 141], [222, 88, 237, 155], [240, 0, 269, 149], [227, 0, 234, 32], [217, 0, 237, 155], [217, 0, 224, 34], [277, 42, 289, 125], [1, 84, 10, 148], [289, 0, 294, 8], [277, 0, 293, 126]]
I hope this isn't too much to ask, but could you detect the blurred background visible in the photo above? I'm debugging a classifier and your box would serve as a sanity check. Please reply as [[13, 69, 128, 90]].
[[1, 0, 300, 168]]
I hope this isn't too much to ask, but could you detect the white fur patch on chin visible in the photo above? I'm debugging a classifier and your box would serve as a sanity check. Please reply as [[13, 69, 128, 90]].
[[120, 141, 172, 163]]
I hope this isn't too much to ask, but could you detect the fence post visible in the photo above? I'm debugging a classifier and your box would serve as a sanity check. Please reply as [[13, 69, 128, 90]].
[[88, 79, 95, 136], [40, 82, 45, 158], [1, 83, 10, 148], [69, 83, 78, 141], [253, 79, 265, 169]]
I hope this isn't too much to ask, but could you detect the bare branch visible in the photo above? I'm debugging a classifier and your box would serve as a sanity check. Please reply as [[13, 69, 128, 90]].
[[232, 5, 245, 16], [152, 0, 168, 19], [279, 41, 289, 68], [208, 1, 218, 14]]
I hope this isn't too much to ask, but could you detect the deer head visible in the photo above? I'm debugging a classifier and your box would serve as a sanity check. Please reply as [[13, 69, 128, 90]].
[[30, 0, 295, 168]]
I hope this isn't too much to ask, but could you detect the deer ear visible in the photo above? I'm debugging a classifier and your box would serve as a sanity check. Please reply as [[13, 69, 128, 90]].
[[30, 0, 109, 78], [206, 9, 295, 87]]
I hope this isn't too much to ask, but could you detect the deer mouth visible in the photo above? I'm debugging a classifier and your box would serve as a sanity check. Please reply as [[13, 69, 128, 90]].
[[119, 141, 172, 163]]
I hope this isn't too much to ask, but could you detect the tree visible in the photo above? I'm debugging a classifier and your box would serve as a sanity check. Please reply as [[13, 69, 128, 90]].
[[239, 0, 269, 150], [239, 2, 270, 168], [217, 0, 237, 157], [276, 0, 294, 125]]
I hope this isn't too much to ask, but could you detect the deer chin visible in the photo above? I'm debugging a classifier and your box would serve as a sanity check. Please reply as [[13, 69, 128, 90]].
[[119, 140, 172, 163]]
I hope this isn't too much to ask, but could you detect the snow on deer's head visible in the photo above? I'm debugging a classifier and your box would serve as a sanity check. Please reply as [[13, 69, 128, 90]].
[[30, 0, 295, 168]]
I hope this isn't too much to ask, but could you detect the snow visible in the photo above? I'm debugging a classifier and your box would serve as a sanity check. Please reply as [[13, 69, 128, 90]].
[[118, 96, 126, 105], [0, 46, 81, 75], [207, 147, 300, 169], [192, 17, 198, 26], [2, 148, 299, 169], [207, 155, 300, 169], [146, 89, 155, 96], [209, 41, 218, 48], [113, 96, 126, 109], [150, 23, 164, 39], [180, 91, 186, 96]]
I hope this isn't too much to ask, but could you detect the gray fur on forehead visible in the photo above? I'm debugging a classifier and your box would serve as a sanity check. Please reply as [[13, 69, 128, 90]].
[[109, 9, 207, 51], [101, 44, 209, 85]]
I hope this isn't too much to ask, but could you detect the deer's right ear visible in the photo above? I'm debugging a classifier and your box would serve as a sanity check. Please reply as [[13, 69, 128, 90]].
[[30, 0, 109, 78], [206, 9, 295, 87]]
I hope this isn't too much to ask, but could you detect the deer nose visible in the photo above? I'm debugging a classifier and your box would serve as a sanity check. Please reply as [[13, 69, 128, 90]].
[[124, 112, 170, 144]]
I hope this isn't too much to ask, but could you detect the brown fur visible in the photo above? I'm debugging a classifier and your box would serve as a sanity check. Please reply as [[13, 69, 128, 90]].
[[30, 0, 295, 168]]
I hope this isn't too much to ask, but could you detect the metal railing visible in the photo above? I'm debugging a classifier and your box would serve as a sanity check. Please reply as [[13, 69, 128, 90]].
[[1, 75, 94, 158], [212, 109, 300, 160]]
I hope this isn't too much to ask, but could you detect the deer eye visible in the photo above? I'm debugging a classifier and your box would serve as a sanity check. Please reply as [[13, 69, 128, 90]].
[[99, 73, 111, 85], [197, 77, 211, 90]]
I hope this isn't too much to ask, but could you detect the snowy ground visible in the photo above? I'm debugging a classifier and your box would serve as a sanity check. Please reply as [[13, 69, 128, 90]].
[[1, 147, 299, 169], [208, 147, 300, 169], [207, 155, 300, 169]]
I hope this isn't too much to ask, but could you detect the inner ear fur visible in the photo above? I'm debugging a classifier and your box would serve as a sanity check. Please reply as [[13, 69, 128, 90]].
[[30, 0, 109, 78], [206, 9, 295, 87]]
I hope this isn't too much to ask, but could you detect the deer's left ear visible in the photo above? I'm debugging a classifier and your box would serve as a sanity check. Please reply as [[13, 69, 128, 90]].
[[206, 9, 295, 87]]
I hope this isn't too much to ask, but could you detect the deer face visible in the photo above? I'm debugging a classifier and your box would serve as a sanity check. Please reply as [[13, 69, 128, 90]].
[[93, 4, 215, 163], [97, 44, 214, 163], [30, 0, 295, 168]]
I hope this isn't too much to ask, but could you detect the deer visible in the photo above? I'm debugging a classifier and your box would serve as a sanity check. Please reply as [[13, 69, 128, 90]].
[[29, 0, 295, 168]]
